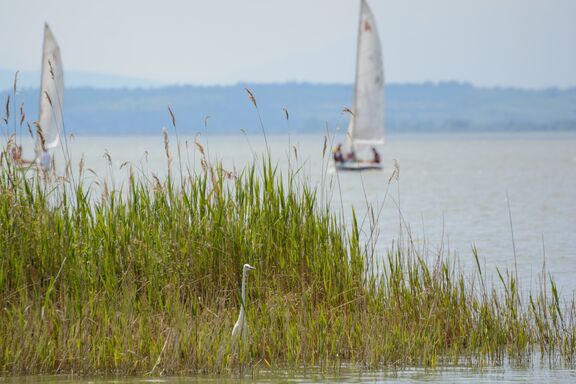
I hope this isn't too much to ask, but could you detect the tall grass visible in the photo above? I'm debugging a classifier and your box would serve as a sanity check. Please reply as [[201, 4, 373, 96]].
[[0, 91, 575, 375]]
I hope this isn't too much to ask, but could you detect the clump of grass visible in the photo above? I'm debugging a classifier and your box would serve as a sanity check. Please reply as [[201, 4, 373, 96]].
[[0, 92, 575, 376]]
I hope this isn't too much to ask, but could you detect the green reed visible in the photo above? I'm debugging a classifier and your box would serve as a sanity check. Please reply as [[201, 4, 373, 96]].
[[0, 141, 574, 376]]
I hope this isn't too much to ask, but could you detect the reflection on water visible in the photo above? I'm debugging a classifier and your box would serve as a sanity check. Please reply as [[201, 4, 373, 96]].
[[4, 365, 576, 383]]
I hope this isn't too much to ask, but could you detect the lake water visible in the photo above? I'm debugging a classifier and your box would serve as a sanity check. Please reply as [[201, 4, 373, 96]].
[[3, 364, 576, 383], [16, 131, 576, 382]]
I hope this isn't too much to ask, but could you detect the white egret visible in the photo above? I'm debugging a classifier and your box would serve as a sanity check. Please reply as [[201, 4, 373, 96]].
[[231, 263, 256, 342]]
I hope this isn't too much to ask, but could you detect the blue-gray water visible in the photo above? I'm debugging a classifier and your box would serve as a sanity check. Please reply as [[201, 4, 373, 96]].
[[16, 131, 576, 382]]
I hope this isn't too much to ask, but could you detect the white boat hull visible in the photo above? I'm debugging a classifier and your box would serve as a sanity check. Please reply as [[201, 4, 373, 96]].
[[335, 161, 382, 171]]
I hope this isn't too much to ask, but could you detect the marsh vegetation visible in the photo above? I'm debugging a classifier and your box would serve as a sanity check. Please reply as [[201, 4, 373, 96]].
[[0, 92, 575, 376]]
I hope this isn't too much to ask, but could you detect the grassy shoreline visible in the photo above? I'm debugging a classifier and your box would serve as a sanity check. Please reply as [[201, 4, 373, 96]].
[[0, 138, 575, 376]]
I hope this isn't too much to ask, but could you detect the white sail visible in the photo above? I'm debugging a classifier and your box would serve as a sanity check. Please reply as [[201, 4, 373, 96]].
[[347, 0, 384, 151], [37, 23, 63, 152]]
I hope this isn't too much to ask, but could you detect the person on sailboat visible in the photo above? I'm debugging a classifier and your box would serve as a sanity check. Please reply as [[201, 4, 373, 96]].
[[37, 143, 52, 171], [333, 143, 344, 163], [371, 147, 380, 164], [10, 145, 23, 163], [9, 145, 32, 165], [346, 150, 356, 162]]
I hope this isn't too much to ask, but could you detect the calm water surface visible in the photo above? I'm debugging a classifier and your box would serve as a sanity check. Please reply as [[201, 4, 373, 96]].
[[4, 365, 576, 383]]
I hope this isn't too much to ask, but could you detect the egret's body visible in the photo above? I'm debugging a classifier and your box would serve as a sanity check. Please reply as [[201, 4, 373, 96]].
[[232, 263, 255, 342]]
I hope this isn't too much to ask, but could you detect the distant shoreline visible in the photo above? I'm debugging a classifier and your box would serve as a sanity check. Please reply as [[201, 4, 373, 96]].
[[2, 82, 575, 135]]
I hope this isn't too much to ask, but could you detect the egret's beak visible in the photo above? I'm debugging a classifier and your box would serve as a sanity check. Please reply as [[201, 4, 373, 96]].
[[246, 264, 256, 271]]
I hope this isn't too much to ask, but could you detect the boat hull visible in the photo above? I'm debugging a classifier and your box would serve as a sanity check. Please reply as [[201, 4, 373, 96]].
[[335, 161, 382, 171]]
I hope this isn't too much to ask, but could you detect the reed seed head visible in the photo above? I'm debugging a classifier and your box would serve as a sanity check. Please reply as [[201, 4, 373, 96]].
[[245, 88, 257, 108]]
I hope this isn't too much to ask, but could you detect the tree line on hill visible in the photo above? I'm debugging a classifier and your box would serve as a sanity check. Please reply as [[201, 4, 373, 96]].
[[2, 82, 575, 135]]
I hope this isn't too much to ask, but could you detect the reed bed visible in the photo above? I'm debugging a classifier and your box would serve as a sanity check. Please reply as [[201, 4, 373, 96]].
[[0, 147, 574, 376], [0, 92, 575, 376]]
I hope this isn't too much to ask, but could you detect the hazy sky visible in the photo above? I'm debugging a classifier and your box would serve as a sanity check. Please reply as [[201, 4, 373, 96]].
[[1, 0, 575, 88]]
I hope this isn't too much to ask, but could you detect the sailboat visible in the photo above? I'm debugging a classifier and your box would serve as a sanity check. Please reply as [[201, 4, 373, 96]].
[[336, 0, 384, 171], [35, 23, 64, 170]]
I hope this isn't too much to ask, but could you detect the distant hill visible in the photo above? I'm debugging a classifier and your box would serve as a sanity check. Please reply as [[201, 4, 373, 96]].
[[1, 82, 575, 135], [0, 69, 163, 90]]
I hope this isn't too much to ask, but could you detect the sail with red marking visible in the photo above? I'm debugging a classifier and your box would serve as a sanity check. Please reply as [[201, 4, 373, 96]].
[[363, 20, 372, 32], [346, 0, 384, 151]]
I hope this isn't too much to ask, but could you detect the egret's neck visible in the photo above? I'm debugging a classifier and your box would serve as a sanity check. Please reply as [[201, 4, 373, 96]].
[[241, 268, 247, 309]]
